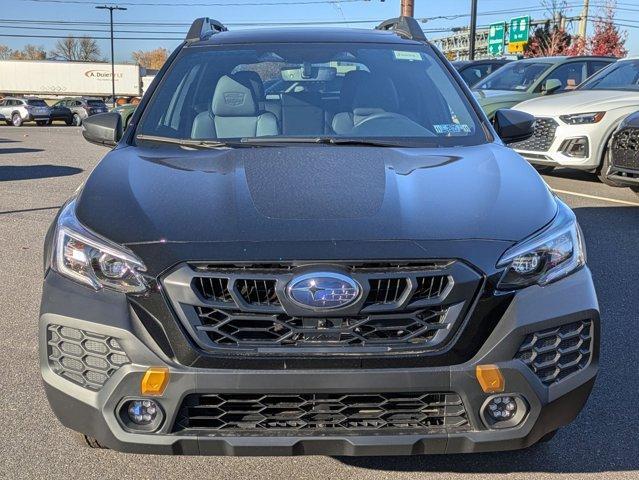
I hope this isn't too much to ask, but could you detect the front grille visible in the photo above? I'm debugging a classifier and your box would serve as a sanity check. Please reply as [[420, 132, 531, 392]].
[[174, 392, 469, 433], [611, 127, 639, 170], [163, 261, 481, 355], [47, 324, 130, 391], [515, 320, 593, 386], [508, 117, 558, 152], [195, 306, 449, 347]]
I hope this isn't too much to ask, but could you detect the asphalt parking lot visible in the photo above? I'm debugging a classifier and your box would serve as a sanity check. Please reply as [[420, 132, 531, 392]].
[[1, 126, 638, 480]]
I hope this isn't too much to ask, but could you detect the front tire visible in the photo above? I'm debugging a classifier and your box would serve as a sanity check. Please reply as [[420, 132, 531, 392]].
[[11, 113, 22, 127], [533, 165, 555, 175], [72, 113, 82, 126]]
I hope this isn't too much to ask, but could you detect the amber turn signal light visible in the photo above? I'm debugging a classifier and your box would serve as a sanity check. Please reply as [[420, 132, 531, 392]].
[[141, 367, 169, 396], [476, 364, 505, 393]]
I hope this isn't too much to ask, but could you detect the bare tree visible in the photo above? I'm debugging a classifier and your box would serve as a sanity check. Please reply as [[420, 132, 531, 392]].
[[0, 45, 13, 60], [10, 44, 47, 60], [51, 36, 79, 60], [78, 37, 101, 61]]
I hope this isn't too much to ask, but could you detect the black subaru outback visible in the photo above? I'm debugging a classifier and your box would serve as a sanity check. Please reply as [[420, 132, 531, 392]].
[[40, 17, 599, 456]]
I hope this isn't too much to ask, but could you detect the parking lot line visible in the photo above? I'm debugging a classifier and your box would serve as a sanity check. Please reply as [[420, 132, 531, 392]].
[[552, 189, 639, 207]]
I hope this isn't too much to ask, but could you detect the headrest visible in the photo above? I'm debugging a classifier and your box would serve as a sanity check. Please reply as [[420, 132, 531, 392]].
[[232, 70, 265, 101], [339, 70, 370, 110], [352, 76, 399, 112], [212, 75, 258, 117]]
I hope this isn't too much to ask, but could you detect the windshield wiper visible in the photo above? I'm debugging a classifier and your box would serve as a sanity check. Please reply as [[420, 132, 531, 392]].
[[239, 136, 433, 147], [136, 134, 235, 149]]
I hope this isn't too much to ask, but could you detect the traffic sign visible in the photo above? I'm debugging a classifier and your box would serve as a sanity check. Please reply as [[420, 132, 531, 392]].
[[488, 22, 506, 56], [508, 42, 525, 54], [509, 16, 530, 44]]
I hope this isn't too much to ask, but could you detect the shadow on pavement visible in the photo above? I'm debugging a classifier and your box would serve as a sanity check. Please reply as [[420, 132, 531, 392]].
[[338, 206, 639, 474], [0, 165, 82, 181], [546, 168, 599, 183], [0, 147, 45, 155], [0, 138, 18, 144]]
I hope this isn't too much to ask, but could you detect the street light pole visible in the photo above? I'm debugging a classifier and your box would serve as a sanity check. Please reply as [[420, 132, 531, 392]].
[[400, 0, 414, 17], [96, 5, 127, 106], [468, 0, 478, 60]]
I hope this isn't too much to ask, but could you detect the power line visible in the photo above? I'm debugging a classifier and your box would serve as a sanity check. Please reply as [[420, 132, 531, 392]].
[[17, 0, 368, 6]]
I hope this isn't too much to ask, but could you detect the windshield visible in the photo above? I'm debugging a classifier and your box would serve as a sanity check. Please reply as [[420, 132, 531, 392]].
[[87, 99, 107, 106], [579, 60, 639, 91], [474, 61, 551, 91], [136, 42, 486, 147], [27, 99, 48, 107]]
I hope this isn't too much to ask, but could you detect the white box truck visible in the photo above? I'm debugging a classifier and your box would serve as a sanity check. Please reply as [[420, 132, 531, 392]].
[[0, 60, 141, 97]]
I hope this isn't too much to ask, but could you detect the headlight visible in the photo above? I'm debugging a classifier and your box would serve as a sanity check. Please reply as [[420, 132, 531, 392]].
[[497, 201, 586, 290], [53, 199, 147, 293], [559, 112, 605, 125]]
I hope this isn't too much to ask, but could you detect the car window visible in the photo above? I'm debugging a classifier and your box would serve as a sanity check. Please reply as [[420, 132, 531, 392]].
[[579, 59, 639, 91], [459, 63, 493, 86], [474, 61, 551, 91], [541, 61, 587, 92], [87, 100, 107, 107], [137, 43, 486, 147], [588, 60, 613, 77], [27, 99, 49, 107]]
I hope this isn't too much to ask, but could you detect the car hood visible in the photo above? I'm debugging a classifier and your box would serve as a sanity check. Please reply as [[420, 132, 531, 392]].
[[76, 143, 556, 267], [514, 89, 639, 114]]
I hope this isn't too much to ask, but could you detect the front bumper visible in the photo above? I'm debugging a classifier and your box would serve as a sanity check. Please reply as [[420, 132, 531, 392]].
[[514, 120, 605, 170], [40, 268, 599, 456]]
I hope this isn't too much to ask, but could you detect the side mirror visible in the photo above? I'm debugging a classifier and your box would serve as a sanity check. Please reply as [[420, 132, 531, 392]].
[[542, 78, 562, 95], [82, 112, 122, 147], [492, 109, 535, 144]]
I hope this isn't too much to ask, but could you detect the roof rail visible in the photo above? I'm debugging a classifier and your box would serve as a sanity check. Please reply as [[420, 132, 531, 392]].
[[375, 16, 427, 42], [185, 17, 228, 42]]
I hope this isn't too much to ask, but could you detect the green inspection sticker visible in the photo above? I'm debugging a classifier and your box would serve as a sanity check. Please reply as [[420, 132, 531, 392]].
[[393, 50, 423, 61]]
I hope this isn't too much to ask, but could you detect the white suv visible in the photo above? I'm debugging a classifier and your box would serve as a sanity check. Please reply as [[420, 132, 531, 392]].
[[510, 58, 639, 184], [0, 97, 51, 126]]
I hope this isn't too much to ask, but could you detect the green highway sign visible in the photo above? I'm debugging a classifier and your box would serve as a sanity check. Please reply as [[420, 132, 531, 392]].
[[488, 22, 506, 56], [509, 16, 530, 44]]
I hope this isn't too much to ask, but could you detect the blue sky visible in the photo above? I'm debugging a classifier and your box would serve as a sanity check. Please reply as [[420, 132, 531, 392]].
[[1, 0, 637, 62]]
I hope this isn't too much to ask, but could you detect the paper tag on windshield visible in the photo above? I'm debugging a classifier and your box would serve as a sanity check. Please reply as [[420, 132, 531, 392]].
[[393, 50, 423, 61]]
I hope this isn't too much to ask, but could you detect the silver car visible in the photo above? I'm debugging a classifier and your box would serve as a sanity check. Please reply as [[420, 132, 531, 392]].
[[0, 97, 51, 126]]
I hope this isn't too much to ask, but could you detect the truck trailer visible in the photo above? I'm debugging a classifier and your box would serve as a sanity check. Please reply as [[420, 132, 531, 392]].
[[0, 60, 141, 98]]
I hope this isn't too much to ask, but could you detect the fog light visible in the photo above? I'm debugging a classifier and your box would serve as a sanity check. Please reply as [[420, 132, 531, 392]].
[[119, 398, 164, 432], [560, 137, 589, 158], [481, 394, 528, 429], [486, 395, 517, 420], [128, 399, 158, 425]]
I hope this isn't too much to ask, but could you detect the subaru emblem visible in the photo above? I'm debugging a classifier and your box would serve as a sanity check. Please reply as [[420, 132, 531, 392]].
[[287, 272, 360, 310]]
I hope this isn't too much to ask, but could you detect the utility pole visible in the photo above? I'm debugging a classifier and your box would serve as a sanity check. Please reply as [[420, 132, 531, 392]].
[[96, 4, 127, 106], [468, 0, 478, 60], [578, 0, 589, 38], [400, 0, 414, 17]]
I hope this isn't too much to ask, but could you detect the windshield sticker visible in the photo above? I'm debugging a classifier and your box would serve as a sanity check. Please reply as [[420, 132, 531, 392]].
[[433, 123, 472, 135], [393, 50, 423, 61]]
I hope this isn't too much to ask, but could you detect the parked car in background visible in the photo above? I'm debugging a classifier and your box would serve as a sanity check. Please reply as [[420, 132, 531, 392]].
[[473, 56, 615, 118], [605, 111, 639, 195], [112, 102, 137, 129], [452, 59, 511, 87], [510, 58, 639, 182], [53, 97, 109, 126], [49, 102, 74, 125], [0, 97, 51, 126]]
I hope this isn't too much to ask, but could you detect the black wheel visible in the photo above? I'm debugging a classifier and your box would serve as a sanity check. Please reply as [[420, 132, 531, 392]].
[[537, 429, 558, 444], [533, 165, 555, 175], [36, 120, 48, 126], [72, 113, 82, 126], [65, 118, 73, 126], [11, 113, 22, 127], [73, 432, 108, 449], [597, 143, 622, 186]]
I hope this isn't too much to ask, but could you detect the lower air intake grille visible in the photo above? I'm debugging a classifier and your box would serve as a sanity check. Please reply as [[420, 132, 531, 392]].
[[515, 320, 593, 386], [47, 324, 130, 391], [174, 392, 469, 433]]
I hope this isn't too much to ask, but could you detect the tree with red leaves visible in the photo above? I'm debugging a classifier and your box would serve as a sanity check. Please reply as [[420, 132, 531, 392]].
[[588, 1, 627, 57]]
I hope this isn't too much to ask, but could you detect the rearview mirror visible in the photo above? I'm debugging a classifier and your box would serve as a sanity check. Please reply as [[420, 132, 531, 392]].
[[492, 109, 535, 144], [542, 78, 562, 95], [82, 112, 122, 147]]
